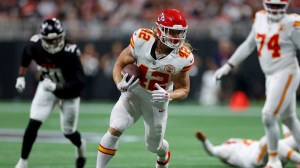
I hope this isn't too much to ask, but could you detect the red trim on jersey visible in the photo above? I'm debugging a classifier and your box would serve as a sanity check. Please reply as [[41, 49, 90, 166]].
[[180, 64, 193, 72], [130, 36, 135, 49]]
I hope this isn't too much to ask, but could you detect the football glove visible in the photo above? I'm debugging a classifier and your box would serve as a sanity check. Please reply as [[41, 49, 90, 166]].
[[41, 78, 56, 92], [214, 63, 233, 81], [152, 83, 171, 102], [15, 76, 25, 93], [117, 73, 139, 92]]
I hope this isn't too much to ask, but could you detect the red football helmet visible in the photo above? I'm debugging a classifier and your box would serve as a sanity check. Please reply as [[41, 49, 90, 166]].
[[263, 0, 290, 21], [156, 9, 188, 49]]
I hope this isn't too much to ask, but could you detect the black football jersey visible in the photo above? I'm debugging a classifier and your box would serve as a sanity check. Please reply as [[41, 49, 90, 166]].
[[21, 34, 85, 99]]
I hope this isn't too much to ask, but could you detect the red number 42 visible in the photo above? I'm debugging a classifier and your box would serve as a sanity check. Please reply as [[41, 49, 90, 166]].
[[256, 33, 281, 58]]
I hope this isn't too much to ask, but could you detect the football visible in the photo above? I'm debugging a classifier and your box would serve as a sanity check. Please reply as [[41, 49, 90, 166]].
[[121, 64, 142, 82]]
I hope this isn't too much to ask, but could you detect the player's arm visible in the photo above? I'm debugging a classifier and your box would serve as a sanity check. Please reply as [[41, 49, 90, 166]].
[[227, 26, 256, 66], [170, 71, 190, 100], [214, 27, 256, 80], [290, 28, 300, 49], [112, 45, 137, 91], [15, 38, 36, 92]]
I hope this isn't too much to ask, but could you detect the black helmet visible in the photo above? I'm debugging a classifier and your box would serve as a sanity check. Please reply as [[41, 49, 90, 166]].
[[40, 18, 65, 54]]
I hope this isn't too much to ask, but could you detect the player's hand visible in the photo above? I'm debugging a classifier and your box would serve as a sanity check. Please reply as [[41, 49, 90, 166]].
[[15, 77, 25, 93], [41, 78, 56, 92], [213, 63, 232, 81], [152, 83, 171, 102], [117, 73, 139, 92]]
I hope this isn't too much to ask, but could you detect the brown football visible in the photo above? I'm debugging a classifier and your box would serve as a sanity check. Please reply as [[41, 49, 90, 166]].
[[121, 64, 142, 82]]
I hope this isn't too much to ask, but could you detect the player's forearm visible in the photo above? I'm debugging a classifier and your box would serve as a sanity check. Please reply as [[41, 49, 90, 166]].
[[228, 29, 256, 66], [18, 66, 28, 77], [170, 87, 189, 100]]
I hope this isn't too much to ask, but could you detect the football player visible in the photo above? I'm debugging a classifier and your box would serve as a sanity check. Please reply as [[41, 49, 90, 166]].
[[195, 131, 300, 168], [96, 9, 194, 168], [14, 18, 86, 168], [214, 0, 300, 167]]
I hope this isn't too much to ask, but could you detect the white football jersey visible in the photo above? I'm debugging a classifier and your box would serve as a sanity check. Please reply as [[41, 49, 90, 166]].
[[253, 11, 300, 75], [129, 28, 194, 98], [222, 138, 267, 167]]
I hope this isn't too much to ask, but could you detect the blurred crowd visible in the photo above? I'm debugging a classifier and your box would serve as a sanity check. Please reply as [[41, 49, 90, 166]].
[[1, 0, 300, 41]]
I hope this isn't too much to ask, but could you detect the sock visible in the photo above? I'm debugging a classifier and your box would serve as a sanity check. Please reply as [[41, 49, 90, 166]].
[[64, 131, 82, 148], [96, 131, 119, 168], [264, 119, 280, 160], [21, 119, 42, 159], [157, 139, 169, 162]]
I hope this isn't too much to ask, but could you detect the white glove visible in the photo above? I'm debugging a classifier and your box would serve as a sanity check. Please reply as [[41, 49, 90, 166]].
[[41, 78, 56, 92], [152, 83, 171, 102], [117, 73, 139, 92], [15, 77, 25, 93], [214, 63, 233, 81]]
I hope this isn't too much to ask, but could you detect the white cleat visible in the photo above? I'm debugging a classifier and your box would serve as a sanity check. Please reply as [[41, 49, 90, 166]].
[[15, 158, 27, 168]]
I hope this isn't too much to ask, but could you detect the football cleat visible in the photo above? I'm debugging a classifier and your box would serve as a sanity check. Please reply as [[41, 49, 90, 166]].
[[15, 158, 27, 168], [76, 139, 87, 168], [156, 150, 171, 168], [76, 157, 86, 168]]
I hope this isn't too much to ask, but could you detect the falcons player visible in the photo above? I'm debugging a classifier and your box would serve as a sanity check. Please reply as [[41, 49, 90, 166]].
[[195, 131, 300, 167], [96, 9, 194, 168], [14, 18, 86, 168], [214, 0, 300, 167]]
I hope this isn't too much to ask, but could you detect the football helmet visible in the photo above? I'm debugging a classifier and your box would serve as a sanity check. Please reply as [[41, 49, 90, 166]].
[[40, 18, 65, 54], [156, 9, 188, 49], [263, 0, 290, 21]]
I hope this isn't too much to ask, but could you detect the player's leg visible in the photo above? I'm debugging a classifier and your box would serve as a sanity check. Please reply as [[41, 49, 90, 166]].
[[59, 97, 86, 168], [142, 101, 170, 168], [278, 138, 300, 164], [96, 92, 141, 168], [262, 72, 298, 168], [15, 84, 56, 168], [281, 96, 300, 151]]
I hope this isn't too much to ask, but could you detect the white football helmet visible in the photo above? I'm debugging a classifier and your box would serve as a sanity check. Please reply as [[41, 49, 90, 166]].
[[263, 0, 290, 21]]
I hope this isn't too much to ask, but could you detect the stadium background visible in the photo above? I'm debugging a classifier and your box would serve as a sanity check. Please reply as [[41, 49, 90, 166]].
[[0, 0, 299, 102]]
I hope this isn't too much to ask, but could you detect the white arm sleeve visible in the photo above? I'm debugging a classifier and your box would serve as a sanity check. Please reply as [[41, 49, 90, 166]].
[[291, 28, 300, 49], [228, 26, 256, 66]]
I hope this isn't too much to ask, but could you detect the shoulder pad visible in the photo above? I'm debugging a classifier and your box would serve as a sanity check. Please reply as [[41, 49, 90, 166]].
[[30, 34, 41, 42], [288, 14, 300, 28], [130, 28, 154, 49], [64, 43, 78, 54], [179, 46, 194, 72]]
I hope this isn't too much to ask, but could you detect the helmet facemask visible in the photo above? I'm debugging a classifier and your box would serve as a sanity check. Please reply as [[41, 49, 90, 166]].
[[157, 23, 188, 49], [41, 32, 65, 54], [263, 0, 289, 21]]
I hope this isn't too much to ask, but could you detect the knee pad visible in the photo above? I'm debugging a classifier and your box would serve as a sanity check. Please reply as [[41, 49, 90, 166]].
[[262, 112, 276, 127]]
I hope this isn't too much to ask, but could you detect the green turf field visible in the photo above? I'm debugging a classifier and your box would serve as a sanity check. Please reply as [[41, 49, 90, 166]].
[[0, 101, 298, 168]]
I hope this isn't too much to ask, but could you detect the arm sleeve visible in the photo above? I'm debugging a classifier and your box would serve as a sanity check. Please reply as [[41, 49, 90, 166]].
[[20, 42, 34, 67], [228, 26, 257, 66], [291, 28, 300, 49]]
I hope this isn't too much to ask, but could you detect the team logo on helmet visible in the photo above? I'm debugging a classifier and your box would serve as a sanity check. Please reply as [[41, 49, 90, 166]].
[[164, 64, 176, 74]]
